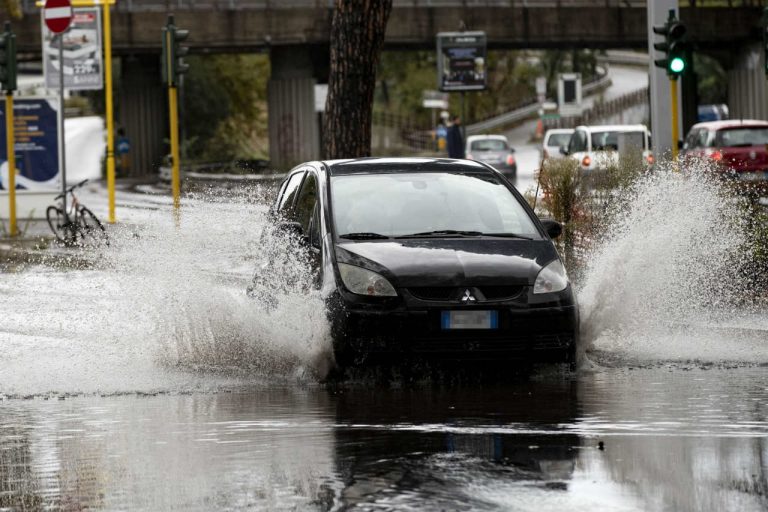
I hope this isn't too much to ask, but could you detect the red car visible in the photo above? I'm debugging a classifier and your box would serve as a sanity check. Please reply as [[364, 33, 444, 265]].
[[682, 120, 768, 183]]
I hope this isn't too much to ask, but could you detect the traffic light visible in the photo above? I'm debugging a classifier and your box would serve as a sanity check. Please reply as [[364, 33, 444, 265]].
[[653, 9, 687, 79], [0, 22, 17, 92], [161, 15, 189, 87]]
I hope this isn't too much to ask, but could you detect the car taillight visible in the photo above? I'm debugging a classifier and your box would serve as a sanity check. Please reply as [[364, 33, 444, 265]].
[[708, 149, 723, 162], [646, 153, 655, 165], [466, 153, 474, 160], [506, 154, 516, 166], [581, 155, 591, 167]]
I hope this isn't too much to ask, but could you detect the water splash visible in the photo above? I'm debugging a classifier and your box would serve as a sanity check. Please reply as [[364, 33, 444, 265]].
[[0, 185, 332, 397], [578, 162, 767, 363]]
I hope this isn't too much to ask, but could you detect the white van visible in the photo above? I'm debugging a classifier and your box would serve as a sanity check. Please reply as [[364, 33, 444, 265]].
[[562, 124, 653, 172]]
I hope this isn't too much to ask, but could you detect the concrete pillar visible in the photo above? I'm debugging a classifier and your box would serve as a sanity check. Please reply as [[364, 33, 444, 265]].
[[268, 46, 322, 170], [728, 44, 768, 121], [118, 55, 167, 177], [647, 0, 680, 158]]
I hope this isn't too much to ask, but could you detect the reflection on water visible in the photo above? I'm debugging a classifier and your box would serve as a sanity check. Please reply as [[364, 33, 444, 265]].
[[1, 368, 766, 511]]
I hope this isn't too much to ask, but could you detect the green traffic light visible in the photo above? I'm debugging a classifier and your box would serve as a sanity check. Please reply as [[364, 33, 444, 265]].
[[669, 56, 686, 74]]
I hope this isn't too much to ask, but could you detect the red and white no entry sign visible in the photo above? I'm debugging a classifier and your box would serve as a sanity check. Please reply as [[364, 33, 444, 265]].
[[44, 0, 73, 34]]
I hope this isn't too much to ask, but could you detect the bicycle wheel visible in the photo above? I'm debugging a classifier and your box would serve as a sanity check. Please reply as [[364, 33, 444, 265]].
[[46, 205, 69, 243], [77, 206, 109, 246]]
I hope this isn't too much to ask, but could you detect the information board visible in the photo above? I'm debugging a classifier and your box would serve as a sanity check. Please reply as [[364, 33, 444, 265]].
[[42, 7, 103, 91], [0, 98, 61, 191], [436, 32, 487, 92]]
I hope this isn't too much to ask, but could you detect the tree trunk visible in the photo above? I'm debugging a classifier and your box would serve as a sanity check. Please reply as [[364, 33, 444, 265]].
[[324, 0, 392, 159]]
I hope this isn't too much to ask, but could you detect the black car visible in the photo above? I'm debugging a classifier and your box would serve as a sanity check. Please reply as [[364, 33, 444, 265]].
[[254, 158, 580, 369]]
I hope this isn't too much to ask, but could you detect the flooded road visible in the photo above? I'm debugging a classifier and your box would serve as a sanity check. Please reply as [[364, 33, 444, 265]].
[[1, 368, 766, 511], [2, 172, 767, 510]]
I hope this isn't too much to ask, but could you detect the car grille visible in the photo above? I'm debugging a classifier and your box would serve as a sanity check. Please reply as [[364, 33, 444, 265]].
[[408, 286, 524, 302]]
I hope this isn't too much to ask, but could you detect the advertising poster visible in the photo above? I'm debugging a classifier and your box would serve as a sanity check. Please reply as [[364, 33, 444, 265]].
[[0, 97, 61, 191], [42, 8, 103, 91], [437, 32, 487, 92]]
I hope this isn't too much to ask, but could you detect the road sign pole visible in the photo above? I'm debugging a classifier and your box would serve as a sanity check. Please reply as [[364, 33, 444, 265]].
[[670, 78, 679, 162], [58, 33, 67, 216], [5, 92, 16, 237], [103, 0, 115, 223]]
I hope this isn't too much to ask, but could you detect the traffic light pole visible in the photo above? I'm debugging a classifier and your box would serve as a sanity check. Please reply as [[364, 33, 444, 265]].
[[670, 78, 679, 161], [5, 90, 15, 237], [165, 26, 180, 211], [103, 0, 115, 223]]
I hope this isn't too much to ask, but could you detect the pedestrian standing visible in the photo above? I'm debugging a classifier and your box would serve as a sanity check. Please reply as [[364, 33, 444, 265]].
[[447, 115, 465, 159], [116, 128, 131, 177]]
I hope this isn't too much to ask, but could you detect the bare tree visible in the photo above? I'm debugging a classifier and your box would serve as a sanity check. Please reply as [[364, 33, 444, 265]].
[[324, 0, 392, 159]]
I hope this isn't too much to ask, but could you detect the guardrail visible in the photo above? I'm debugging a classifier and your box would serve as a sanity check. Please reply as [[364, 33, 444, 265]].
[[542, 86, 649, 129], [466, 73, 612, 135], [19, 0, 765, 14]]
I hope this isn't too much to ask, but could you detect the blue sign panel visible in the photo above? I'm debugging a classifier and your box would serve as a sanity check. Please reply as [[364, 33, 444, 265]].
[[0, 98, 60, 190]]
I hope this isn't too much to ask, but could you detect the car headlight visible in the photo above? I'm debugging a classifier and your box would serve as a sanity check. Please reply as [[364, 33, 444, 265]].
[[338, 263, 397, 297], [533, 260, 568, 294]]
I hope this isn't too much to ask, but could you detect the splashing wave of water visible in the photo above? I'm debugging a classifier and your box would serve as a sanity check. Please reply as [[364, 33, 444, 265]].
[[0, 185, 331, 397], [578, 163, 767, 364]]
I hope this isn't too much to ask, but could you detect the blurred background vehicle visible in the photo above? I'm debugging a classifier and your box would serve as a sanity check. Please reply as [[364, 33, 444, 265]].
[[562, 124, 653, 173], [541, 128, 575, 166], [465, 134, 517, 179], [682, 120, 768, 183]]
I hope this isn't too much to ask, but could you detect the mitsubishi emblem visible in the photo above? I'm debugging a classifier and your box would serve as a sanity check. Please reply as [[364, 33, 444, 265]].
[[750, 150, 757, 160], [461, 289, 476, 303]]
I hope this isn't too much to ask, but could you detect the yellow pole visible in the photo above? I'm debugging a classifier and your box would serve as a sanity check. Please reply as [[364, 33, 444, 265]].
[[169, 85, 180, 210], [103, 0, 115, 223], [5, 92, 16, 237], [670, 78, 679, 162]]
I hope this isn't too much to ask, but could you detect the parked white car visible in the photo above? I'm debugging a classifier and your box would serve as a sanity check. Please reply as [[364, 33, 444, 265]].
[[541, 128, 574, 163], [562, 124, 653, 172]]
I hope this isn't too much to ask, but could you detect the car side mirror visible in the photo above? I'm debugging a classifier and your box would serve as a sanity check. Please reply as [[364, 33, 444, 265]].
[[540, 219, 563, 239], [559, 146, 569, 156], [275, 221, 307, 243]]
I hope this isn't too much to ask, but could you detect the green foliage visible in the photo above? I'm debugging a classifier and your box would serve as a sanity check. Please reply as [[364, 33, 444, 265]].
[[183, 54, 270, 161], [694, 53, 727, 105], [375, 50, 584, 127]]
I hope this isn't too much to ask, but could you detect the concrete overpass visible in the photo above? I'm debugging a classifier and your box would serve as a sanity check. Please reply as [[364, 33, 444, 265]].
[[9, 0, 767, 172], [13, 0, 765, 54]]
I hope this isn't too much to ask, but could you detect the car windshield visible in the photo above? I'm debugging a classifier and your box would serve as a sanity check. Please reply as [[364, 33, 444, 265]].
[[470, 139, 508, 151], [331, 172, 540, 238], [546, 133, 572, 147], [590, 131, 646, 151], [716, 127, 768, 147]]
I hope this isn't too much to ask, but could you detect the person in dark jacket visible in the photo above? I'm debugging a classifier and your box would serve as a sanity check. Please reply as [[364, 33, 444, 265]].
[[446, 115, 465, 159]]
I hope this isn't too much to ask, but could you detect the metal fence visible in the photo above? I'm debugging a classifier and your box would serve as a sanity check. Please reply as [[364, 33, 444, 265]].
[[20, 0, 766, 14]]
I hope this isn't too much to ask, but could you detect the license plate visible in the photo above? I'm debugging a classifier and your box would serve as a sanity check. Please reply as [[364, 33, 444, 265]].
[[441, 310, 498, 330], [741, 171, 768, 181]]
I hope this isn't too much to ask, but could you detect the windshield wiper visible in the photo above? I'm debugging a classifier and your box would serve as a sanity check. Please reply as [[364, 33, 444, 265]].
[[480, 232, 534, 240], [396, 230, 483, 238], [338, 232, 390, 240]]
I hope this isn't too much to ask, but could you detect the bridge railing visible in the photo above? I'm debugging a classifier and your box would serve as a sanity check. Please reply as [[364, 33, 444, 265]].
[[20, 0, 766, 15]]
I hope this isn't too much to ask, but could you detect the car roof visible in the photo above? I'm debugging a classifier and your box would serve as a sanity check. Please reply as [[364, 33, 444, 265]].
[[466, 134, 509, 143], [575, 124, 648, 133], [544, 128, 574, 136], [690, 120, 768, 130], [322, 157, 492, 176]]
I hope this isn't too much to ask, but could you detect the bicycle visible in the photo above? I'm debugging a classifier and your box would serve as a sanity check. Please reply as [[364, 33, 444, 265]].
[[46, 179, 109, 246]]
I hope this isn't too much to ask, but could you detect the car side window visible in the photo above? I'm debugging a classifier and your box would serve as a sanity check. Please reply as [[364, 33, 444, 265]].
[[293, 172, 318, 234], [699, 129, 713, 148], [569, 130, 587, 153], [276, 171, 305, 215], [684, 129, 699, 149]]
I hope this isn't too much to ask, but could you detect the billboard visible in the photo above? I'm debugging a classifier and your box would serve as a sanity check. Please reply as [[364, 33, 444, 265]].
[[437, 31, 487, 92], [43, 7, 103, 91], [0, 97, 61, 191]]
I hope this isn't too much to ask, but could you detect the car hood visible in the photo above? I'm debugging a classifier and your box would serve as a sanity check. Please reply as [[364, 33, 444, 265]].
[[335, 239, 558, 287]]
